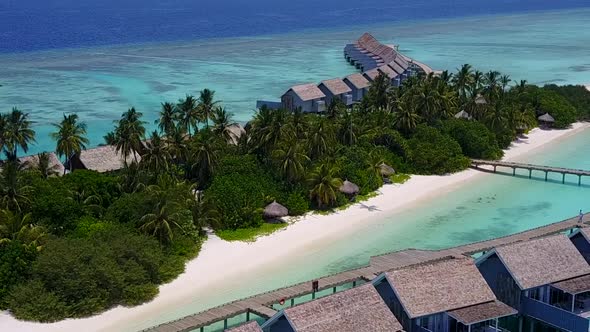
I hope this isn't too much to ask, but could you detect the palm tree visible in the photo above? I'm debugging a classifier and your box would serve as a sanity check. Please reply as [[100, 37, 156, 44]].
[[190, 135, 219, 184], [139, 200, 183, 244], [392, 101, 420, 133], [51, 113, 89, 173], [272, 141, 310, 183], [168, 125, 188, 164], [414, 79, 442, 123], [156, 102, 178, 136], [103, 131, 117, 145], [500, 75, 512, 93], [3, 108, 36, 159], [211, 107, 238, 143], [114, 107, 146, 165], [0, 209, 45, 249], [34, 152, 61, 179], [338, 109, 357, 146], [366, 73, 391, 110], [307, 163, 343, 208], [177, 95, 199, 138], [307, 117, 335, 160], [197, 88, 220, 129], [0, 160, 33, 213], [191, 191, 221, 231], [453, 64, 473, 100], [141, 131, 171, 173]]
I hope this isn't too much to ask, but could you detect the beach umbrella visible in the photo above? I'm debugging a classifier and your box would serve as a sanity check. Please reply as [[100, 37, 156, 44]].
[[538, 113, 555, 123], [379, 163, 396, 176], [454, 110, 472, 120], [339, 180, 360, 195], [263, 201, 289, 219]]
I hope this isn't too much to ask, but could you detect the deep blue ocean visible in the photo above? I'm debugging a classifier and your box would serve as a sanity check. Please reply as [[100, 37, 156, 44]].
[[1, 0, 589, 53]]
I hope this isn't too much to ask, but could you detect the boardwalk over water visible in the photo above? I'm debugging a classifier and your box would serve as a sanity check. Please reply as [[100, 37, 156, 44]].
[[471, 159, 590, 185], [145, 213, 590, 332]]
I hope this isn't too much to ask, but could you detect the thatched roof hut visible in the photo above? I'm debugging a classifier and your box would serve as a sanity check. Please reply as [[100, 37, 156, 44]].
[[538, 113, 555, 123], [379, 163, 395, 176], [263, 283, 403, 332], [19, 152, 65, 175], [454, 110, 472, 120], [263, 201, 289, 219], [69, 145, 141, 173], [475, 94, 487, 105], [286, 83, 326, 102], [339, 180, 360, 195], [226, 321, 262, 332]]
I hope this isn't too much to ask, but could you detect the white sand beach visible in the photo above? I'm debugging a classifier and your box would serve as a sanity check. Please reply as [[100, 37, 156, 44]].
[[1, 122, 589, 332]]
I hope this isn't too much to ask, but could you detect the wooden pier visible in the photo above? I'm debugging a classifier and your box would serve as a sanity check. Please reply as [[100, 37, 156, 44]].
[[471, 159, 590, 185], [144, 213, 589, 332]]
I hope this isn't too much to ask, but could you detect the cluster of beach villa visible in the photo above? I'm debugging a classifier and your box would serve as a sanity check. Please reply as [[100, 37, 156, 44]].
[[256, 33, 435, 113], [225, 229, 590, 332]]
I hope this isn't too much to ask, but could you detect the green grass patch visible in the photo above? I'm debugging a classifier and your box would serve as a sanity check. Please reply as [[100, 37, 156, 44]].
[[216, 223, 288, 242], [390, 173, 411, 184]]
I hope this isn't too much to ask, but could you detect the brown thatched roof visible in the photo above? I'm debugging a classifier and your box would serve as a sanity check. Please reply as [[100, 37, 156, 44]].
[[454, 110, 472, 120], [286, 84, 326, 101], [363, 69, 380, 81], [19, 152, 65, 175], [339, 180, 360, 195], [493, 234, 590, 290], [319, 78, 352, 96], [388, 62, 404, 75], [385, 257, 496, 318], [552, 274, 590, 295], [263, 201, 289, 219], [538, 113, 555, 122], [447, 300, 517, 325], [475, 94, 487, 105], [225, 321, 263, 332], [283, 283, 403, 332], [344, 73, 370, 89], [78, 145, 141, 173], [377, 65, 397, 79], [379, 163, 395, 176]]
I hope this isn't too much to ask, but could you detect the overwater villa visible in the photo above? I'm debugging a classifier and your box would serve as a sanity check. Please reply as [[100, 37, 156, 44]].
[[227, 321, 263, 332], [373, 257, 517, 332], [570, 228, 590, 264], [476, 234, 590, 332], [256, 33, 434, 112], [260, 283, 403, 332], [68, 145, 141, 173]]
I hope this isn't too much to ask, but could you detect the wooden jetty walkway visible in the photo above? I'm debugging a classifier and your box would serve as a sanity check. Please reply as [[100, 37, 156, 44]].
[[144, 213, 590, 332], [471, 159, 590, 185]]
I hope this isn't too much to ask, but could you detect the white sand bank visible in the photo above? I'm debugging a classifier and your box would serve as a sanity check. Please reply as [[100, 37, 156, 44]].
[[1, 122, 589, 332]]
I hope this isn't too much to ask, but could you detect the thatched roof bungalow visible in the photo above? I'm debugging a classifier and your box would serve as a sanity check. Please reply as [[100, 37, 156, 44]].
[[538, 113, 555, 128], [318, 78, 353, 106], [18, 152, 65, 175], [339, 180, 360, 196], [373, 257, 516, 331], [261, 283, 403, 332], [226, 321, 263, 332], [343, 73, 370, 102], [379, 163, 395, 177], [454, 110, 472, 120], [68, 145, 141, 173], [476, 234, 590, 330], [263, 201, 289, 220], [281, 84, 326, 113]]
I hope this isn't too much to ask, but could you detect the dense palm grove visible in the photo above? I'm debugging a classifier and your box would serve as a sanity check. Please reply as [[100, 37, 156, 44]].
[[1, 66, 589, 322]]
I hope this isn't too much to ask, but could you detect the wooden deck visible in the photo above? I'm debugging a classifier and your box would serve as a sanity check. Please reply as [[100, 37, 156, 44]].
[[145, 214, 589, 332], [471, 159, 590, 184]]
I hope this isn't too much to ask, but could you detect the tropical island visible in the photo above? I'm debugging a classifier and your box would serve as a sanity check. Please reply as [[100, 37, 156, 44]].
[[1, 61, 590, 324]]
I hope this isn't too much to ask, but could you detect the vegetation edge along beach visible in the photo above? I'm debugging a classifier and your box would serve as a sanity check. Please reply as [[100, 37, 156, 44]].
[[1, 65, 590, 324]]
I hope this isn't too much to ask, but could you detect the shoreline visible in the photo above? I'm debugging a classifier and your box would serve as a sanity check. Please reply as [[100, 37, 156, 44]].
[[1, 122, 589, 332]]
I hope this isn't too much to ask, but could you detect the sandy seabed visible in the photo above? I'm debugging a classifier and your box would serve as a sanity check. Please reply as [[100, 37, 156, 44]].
[[1, 121, 590, 332]]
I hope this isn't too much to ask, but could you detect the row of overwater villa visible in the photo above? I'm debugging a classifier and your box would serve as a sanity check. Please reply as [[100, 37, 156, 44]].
[[256, 33, 436, 113], [226, 228, 590, 332]]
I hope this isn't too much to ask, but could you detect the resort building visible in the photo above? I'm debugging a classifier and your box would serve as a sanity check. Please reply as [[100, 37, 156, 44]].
[[280, 83, 326, 113], [317, 78, 353, 106], [476, 234, 590, 332], [18, 152, 65, 175], [260, 283, 403, 332], [343, 73, 370, 102], [227, 321, 263, 332], [570, 228, 590, 264], [68, 145, 141, 173], [373, 256, 517, 332]]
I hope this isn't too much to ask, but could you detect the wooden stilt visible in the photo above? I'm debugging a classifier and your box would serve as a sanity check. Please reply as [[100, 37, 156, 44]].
[[579, 175, 582, 186], [529, 169, 532, 179], [513, 168, 516, 176], [246, 311, 250, 322], [224, 319, 227, 329], [563, 173, 566, 184], [545, 172, 548, 181]]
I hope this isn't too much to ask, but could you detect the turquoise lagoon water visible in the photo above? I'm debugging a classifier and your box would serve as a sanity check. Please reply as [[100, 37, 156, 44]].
[[1, 8, 590, 153]]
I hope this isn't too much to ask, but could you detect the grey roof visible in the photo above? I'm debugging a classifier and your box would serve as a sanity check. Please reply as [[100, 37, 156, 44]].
[[319, 78, 352, 95], [385, 257, 496, 318], [283, 283, 403, 332], [225, 321, 263, 332], [455, 110, 472, 120], [493, 234, 590, 290], [379, 163, 395, 176], [363, 69, 380, 81], [377, 65, 397, 79], [388, 62, 405, 75], [447, 301, 517, 325], [344, 73, 370, 89], [475, 94, 487, 105], [538, 113, 555, 122], [19, 152, 65, 175], [78, 145, 140, 173], [340, 180, 360, 195], [552, 274, 590, 295], [263, 201, 289, 219], [285, 84, 326, 101]]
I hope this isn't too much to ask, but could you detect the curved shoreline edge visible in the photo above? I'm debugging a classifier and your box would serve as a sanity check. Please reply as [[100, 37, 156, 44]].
[[1, 121, 588, 332]]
